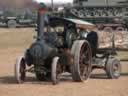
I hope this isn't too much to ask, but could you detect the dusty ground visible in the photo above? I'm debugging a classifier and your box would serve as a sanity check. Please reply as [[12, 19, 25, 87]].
[[0, 28, 128, 96]]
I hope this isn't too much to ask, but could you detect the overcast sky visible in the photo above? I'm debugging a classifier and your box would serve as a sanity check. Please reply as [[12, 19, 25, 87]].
[[34, 0, 122, 5]]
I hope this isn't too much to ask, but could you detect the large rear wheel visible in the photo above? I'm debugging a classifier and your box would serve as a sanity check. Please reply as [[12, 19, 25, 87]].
[[71, 40, 92, 81]]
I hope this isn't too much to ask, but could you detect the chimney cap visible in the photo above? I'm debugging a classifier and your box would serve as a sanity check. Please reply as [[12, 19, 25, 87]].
[[39, 3, 47, 9]]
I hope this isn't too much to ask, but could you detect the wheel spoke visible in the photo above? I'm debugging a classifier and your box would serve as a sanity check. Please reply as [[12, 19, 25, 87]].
[[79, 42, 91, 78]]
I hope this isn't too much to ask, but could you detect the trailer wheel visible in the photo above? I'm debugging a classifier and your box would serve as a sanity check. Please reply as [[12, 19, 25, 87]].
[[116, 27, 124, 31], [7, 20, 17, 28], [51, 57, 61, 85], [105, 58, 121, 79], [71, 40, 92, 81], [15, 56, 26, 84], [103, 27, 113, 32]]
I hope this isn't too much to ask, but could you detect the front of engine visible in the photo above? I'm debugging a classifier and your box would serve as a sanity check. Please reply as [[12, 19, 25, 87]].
[[25, 3, 58, 77]]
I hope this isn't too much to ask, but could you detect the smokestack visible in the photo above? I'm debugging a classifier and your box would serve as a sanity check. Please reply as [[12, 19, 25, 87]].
[[37, 3, 46, 39]]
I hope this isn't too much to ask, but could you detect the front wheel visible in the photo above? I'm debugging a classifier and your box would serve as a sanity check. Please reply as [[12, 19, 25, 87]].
[[14, 56, 26, 84], [51, 57, 61, 85]]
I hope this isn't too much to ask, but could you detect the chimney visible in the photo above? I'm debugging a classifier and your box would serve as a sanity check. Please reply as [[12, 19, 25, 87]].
[[37, 3, 46, 39]]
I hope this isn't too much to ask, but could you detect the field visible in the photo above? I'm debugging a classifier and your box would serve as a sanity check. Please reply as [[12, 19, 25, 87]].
[[0, 28, 128, 96]]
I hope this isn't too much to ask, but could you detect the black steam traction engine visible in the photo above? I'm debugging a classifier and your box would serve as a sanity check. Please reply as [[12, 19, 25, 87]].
[[14, 3, 121, 84]]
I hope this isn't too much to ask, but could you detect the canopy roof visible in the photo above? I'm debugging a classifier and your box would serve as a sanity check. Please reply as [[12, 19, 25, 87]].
[[66, 18, 96, 30], [49, 17, 96, 30]]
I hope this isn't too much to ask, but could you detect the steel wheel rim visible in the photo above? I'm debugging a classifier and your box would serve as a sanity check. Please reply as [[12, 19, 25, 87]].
[[79, 42, 92, 79], [51, 57, 62, 85]]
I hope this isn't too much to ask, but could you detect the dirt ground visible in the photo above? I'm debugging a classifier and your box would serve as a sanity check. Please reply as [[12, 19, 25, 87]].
[[0, 28, 128, 96]]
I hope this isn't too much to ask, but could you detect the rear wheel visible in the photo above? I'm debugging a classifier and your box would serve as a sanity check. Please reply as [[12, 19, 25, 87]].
[[105, 58, 121, 79], [71, 40, 92, 81], [15, 56, 26, 84]]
